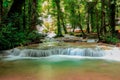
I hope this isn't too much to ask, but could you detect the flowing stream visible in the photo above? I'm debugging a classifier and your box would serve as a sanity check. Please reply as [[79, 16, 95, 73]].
[[2, 45, 120, 61]]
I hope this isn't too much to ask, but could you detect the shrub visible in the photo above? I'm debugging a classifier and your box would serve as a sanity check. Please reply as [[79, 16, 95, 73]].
[[104, 35, 120, 44], [0, 23, 42, 50]]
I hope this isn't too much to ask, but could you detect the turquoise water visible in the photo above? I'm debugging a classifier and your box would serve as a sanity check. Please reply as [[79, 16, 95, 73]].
[[0, 56, 120, 80]]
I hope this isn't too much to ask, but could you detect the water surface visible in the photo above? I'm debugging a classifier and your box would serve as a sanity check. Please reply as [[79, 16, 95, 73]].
[[0, 56, 120, 80]]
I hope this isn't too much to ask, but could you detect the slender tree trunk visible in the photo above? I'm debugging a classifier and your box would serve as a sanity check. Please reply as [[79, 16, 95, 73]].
[[89, 2, 96, 32], [116, 4, 119, 18], [86, 2, 90, 33], [87, 12, 90, 33], [72, 25, 75, 33], [78, 13, 86, 37], [23, 0, 26, 29], [70, 2, 76, 33], [31, 0, 37, 30], [28, 0, 32, 28], [61, 18, 67, 34], [110, 0, 116, 34], [54, 0, 63, 37], [60, 12, 67, 34], [96, 10, 100, 40], [100, 0, 106, 35], [0, 0, 3, 23], [90, 10, 94, 32]]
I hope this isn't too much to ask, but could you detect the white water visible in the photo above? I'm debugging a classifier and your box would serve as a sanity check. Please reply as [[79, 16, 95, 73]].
[[7, 47, 105, 57], [2, 46, 120, 61]]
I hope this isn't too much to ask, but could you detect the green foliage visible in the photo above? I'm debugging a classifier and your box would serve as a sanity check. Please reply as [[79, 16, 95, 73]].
[[104, 35, 120, 44], [1, 0, 120, 49], [0, 12, 41, 50], [3, 0, 12, 7], [0, 22, 41, 50], [0, 0, 43, 50]]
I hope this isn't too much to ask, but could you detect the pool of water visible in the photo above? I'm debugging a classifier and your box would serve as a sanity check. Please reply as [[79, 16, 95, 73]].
[[0, 56, 120, 80]]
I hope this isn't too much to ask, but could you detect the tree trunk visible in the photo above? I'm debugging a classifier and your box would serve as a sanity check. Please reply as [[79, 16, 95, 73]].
[[61, 18, 67, 34], [70, 2, 76, 33], [89, 2, 96, 32], [72, 24, 75, 32], [78, 13, 86, 37], [31, 0, 37, 30], [23, 0, 26, 30], [28, 0, 32, 28], [54, 0, 63, 37], [110, 0, 116, 34], [101, 0, 106, 35], [96, 10, 100, 40], [87, 12, 90, 33], [90, 10, 94, 32], [0, 0, 3, 23], [61, 12, 67, 34], [116, 4, 119, 18], [86, 2, 90, 33]]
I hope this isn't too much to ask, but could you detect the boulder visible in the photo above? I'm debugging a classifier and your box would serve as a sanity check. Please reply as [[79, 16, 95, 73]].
[[116, 43, 120, 47]]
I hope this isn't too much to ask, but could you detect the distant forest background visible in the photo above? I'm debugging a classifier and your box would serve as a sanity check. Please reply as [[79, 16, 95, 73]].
[[0, 0, 120, 50]]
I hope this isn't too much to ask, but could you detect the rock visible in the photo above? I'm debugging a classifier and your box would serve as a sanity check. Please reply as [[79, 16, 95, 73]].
[[116, 43, 120, 47]]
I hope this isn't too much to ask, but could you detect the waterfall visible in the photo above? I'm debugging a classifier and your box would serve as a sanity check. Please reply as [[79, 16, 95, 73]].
[[3, 46, 120, 61], [11, 48, 21, 56], [7, 47, 106, 57], [84, 48, 105, 57]]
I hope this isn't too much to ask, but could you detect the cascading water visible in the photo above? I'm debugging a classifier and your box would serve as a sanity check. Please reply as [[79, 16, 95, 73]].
[[0, 37, 117, 62], [3, 46, 120, 61], [7, 47, 105, 57]]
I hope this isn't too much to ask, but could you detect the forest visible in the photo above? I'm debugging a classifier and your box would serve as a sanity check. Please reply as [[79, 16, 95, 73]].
[[0, 0, 120, 50], [1, 1, 120, 80]]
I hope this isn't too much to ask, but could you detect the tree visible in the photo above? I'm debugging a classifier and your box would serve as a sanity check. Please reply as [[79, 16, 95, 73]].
[[69, 1, 76, 32], [77, 2, 86, 37], [100, 0, 106, 35], [109, 0, 116, 35], [60, 11, 67, 34], [31, 0, 37, 30], [0, 0, 3, 23], [86, 2, 90, 33], [54, 0, 63, 37]]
